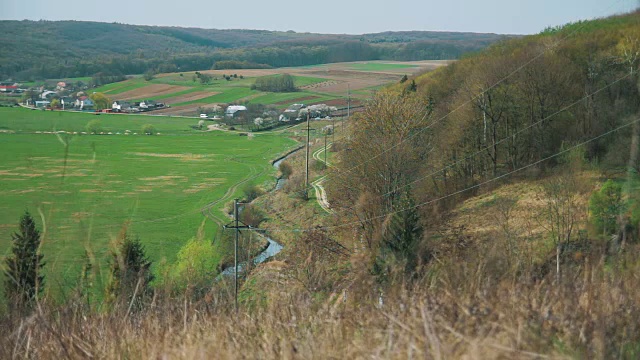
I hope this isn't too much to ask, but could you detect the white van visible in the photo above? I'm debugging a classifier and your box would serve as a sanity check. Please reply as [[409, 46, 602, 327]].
[[199, 114, 208, 119]]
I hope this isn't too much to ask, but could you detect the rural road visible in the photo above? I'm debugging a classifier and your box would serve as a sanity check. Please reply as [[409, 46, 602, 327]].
[[311, 144, 334, 214]]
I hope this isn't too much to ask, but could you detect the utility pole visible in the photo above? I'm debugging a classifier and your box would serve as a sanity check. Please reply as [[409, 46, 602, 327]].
[[305, 111, 311, 200], [223, 199, 251, 311], [332, 116, 335, 144], [324, 131, 328, 169], [234, 199, 239, 309], [344, 83, 350, 134]]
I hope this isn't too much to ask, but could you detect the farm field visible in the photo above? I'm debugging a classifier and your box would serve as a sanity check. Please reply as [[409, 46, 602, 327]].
[[88, 60, 445, 116], [0, 107, 297, 299]]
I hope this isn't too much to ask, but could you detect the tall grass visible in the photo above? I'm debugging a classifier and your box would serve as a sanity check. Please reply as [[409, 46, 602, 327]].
[[2, 247, 639, 359]]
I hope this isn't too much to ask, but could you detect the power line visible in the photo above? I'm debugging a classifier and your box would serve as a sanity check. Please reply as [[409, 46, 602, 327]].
[[266, 115, 640, 234], [380, 71, 633, 199], [301, 0, 628, 187]]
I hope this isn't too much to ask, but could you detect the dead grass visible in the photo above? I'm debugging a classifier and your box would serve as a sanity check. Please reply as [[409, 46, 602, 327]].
[[1, 250, 639, 359]]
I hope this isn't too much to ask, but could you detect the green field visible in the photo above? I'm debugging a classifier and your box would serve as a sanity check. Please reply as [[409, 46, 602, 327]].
[[348, 62, 417, 71], [0, 108, 296, 298], [92, 73, 335, 108], [0, 107, 199, 134]]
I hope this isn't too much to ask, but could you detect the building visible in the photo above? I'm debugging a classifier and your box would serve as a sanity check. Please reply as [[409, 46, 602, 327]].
[[75, 96, 94, 110], [225, 105, 247, 118], [40, 90, 58, 100], [139, 100, 157, 110], [0, 82, 18, 92], [112, 100, 132, 112]]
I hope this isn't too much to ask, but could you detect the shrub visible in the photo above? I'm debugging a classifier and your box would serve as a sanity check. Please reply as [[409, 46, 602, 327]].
[[142, 124, 156, 135], [279, 161, 293, 179], [86, 119, 102, 134], [243, 183, 264, 202], [239, 204, 265, 228], [589, 180, 624, 236]]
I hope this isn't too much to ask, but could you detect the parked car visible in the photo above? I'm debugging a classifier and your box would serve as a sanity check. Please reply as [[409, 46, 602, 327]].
[[200, 114, 208, 119]]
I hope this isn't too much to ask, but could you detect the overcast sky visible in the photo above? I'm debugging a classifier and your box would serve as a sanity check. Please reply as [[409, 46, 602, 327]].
[[0, 0, 636, 34]]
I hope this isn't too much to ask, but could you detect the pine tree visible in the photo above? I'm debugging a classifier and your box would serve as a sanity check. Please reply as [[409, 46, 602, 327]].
[[374, 191, 423, 279], [4, 211, 45, 310], [106, 233, 154, 306]]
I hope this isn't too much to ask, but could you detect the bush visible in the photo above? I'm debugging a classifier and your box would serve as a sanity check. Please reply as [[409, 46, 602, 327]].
[[239, 204, 265, 228], [279, 161, 293, 179], [171, 238, 220, 292], [589, 180, 624, 236], [142, 124, 156, 135], [243, 183, 264, 202], [143, 70, 155, 81], [86, 119, 102, 134]]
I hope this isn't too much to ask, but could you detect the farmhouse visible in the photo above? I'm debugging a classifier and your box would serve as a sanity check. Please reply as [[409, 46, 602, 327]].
[[56, 82, 67, 91], [0, 82, 18, 92], [75, 96, 94, 110], [225, 105, 247, 118], [112, 100, 132, 112], [139, 100, 157, 110]]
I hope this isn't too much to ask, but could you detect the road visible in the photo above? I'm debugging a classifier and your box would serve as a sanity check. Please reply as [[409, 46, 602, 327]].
[[311, 143, 334, 214]]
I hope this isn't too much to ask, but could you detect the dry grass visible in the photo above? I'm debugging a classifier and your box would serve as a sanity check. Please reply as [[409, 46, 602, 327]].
[[1, 252, 639, 359]]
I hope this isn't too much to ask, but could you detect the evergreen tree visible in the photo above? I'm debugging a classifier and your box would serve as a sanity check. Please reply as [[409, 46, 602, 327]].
[[4, 211, 45, 310], [408, 79, 417, 92], [374, 191, 423, 279], [106, 233, 154, 306], [400, 74, 408, 83]]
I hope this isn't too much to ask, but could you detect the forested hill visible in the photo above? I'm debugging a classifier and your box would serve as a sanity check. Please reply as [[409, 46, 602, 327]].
[[0, 20, 509, 81]]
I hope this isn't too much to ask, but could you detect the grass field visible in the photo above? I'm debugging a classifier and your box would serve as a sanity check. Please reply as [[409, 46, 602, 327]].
[[0, 107, 297, 299]]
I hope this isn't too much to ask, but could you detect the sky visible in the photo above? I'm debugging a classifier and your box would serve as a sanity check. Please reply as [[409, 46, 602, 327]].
[[0, 0, 636, 35]]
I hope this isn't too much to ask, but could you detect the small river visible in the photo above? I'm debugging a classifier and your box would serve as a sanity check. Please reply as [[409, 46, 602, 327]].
[[218, 146, 302, 275]]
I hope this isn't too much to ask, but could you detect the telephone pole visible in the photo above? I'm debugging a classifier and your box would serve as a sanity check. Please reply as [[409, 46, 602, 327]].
[[223, 199, 252, 311], [324, 131, 328, 169], [305, 111, 311, 200]]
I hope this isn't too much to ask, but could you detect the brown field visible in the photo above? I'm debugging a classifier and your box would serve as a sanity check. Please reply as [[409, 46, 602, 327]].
[[116, 84, 191, 100], [197, 60, 448, 96], [161, 91, 220, 104]]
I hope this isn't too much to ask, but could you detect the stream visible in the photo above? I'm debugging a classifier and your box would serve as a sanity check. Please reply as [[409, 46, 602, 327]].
[[218, 146, 303, 276]]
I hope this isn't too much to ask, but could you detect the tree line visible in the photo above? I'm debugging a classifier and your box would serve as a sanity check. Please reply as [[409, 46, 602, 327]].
[[0, 20, 508, 81]]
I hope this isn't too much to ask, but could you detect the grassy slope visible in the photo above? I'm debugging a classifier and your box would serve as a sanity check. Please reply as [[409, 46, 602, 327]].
[[0, 107, 296, 297]]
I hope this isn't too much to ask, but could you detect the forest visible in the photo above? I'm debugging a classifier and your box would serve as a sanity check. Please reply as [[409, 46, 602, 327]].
[[0, 20, 509, 81]]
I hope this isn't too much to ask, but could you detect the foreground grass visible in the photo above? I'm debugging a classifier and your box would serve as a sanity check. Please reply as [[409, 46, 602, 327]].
[[1, 252, 639, 359]]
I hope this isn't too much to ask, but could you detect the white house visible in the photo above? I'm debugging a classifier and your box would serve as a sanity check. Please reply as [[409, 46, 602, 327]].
[[112, 100, 131, 112], [139, 100, 157, 110]]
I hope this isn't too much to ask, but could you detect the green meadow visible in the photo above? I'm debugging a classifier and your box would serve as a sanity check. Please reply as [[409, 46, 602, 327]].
[[0, 107, 296, 298]]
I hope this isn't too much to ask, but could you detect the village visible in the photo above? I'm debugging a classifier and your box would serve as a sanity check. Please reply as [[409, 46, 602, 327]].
[[2, 79, 339, 131]]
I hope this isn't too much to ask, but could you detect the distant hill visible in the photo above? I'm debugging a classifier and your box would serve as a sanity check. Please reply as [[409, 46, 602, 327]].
[[0, 20, 511, 81]]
